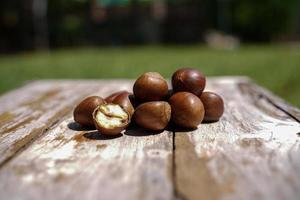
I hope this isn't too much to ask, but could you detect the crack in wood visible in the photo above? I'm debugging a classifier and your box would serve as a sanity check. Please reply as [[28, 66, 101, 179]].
[[172, 131, 179, 199], [0, 116, 64, 169], [172, 79, 300, 200], [0, 79, 299, 200], [238, 82, 300, 124], [172, 131, 188, 200], [262, 95, 300, 123], [174, 133, 223, 200]]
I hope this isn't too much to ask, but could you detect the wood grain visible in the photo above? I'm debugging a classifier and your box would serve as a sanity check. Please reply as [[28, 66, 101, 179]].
[[0, 80, 135, 166], [0, 81, 174, 200], [239, 80, 300, 122], [174, 77, 300, 200], [0, 78, 299, 200]]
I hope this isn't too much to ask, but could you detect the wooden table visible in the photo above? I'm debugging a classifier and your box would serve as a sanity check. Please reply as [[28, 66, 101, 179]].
[[0, 77, 300, 200]]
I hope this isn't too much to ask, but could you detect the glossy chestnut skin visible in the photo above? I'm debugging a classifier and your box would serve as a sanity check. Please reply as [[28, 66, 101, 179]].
[[73, 96, 106, 127], [105, 91, 135, 117], [105, 91, 125, 103], [172, 68, 206, 96], [134, 101, 171, 131], [133, 72, 168, 102], [169, 92, 204, 128], [93, 103, 130, 136], [200, 92, 224, 122]]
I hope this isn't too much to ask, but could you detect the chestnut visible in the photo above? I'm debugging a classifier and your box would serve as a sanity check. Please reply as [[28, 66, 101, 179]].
[[133, 72, 168, 102], [93, 103, 130, 136], [169, 92, 204, 128], [134, 101, 171, 131], [172, 68, 206, 96], [200, 92, 224, 122], [105, 91, 125, 103], [105, 91, 135, 117], [73, 96, 106, 127]]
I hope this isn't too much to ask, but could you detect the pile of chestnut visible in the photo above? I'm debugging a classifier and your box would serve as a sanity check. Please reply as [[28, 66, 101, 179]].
[[73, 68, 224, 136]]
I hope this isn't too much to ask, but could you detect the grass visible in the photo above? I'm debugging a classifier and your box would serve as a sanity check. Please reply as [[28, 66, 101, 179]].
[[0, 44, 299, 107]]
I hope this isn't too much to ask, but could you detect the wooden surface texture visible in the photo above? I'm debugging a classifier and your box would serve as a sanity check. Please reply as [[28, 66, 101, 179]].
[[0, 77, 299, 200]]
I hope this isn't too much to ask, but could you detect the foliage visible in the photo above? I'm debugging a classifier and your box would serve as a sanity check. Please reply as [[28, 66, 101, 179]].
[[232, 0, 300, 41]]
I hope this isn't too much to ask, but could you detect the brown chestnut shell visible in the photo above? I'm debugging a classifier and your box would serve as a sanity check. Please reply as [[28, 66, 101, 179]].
[[105, 91, 126, 103], [134, 101, 171, 131], [93, 103, 130, 136], [200, 91, 224, 122], [105, 91, 135, 117], [172, 68, 206, 96], [133, 72, 168, 102], [73, 96, 106, 127], [169, 92, 204, 128]]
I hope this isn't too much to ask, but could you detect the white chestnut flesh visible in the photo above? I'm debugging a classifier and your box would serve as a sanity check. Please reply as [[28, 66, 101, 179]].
[[93, 104, 130, 136]]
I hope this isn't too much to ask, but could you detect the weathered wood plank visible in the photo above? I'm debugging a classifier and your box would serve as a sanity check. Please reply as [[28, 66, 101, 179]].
[[0, 80, 134, 166], [1, 77, 299, 200], [0, 81, 174, 200], [174, 77, 300, 200], [239, 80, 300, 122]]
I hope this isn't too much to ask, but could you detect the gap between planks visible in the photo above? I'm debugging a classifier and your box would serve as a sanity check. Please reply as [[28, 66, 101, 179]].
[[0, 80, 174, 200], [1, 78, 299, 200], [173, 79, 300, 200]]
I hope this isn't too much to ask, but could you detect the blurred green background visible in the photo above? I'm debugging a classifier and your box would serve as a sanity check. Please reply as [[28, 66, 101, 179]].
[[0, 44, 299, 107], [1, 0, 300, 107]]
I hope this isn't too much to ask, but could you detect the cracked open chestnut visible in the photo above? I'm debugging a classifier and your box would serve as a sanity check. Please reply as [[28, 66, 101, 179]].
[[73, 96, 106, 127], [134, 101, 171, 131], [172, 68, 206, 96], [105, 91, 135, 117], [133, 72, 168, 102], [200, 91, 224, 122], [93, 103, 130, 136], [169, 92, 204, 128]]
